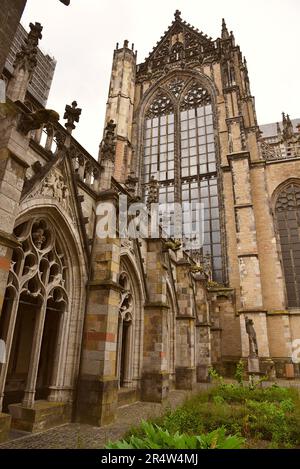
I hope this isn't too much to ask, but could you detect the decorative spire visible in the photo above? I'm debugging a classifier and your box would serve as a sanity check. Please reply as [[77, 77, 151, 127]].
[[100, 120, 117, 161], [276, 122, 281, 136], [221, 18, 230, 40], [15, 21, 43, 73], [174, 10, 182, 21], [282, 112, 294, 142], [7, 22, 43, 102], [64, 101, 81, 133]]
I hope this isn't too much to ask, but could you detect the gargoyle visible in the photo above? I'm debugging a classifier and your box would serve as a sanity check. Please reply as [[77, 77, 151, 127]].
[[18, 109, 60, 135], [164, 239, 182, 252]]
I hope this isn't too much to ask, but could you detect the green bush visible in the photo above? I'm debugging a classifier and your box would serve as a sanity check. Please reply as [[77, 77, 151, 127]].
[[211, 382, 297, 405], [111, 365, 300, 449], [106, 421, 245, 449]]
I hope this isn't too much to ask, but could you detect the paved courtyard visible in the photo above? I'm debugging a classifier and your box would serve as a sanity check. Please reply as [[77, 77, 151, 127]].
[[0, 387, 209, 449], [1, 380, 300, 449]]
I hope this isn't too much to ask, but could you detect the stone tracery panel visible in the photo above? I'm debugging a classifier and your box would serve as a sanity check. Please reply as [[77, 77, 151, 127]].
[[9, 217, 68, 308]]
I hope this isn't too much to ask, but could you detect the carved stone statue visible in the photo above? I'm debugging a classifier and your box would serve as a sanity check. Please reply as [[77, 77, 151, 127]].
[[100, 119, 116, 161], [245, 316, 258, 357]]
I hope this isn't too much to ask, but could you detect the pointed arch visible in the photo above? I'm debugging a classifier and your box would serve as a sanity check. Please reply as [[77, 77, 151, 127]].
[[273, 179, 300, 307], [135, 68, 225, 283], [117, 253, 145, 388], [0, 204, 86, 411]]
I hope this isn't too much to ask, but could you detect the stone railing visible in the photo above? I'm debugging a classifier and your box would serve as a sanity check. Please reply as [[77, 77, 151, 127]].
[[260, 140, 300, 161], [31, 122, 101, 193]]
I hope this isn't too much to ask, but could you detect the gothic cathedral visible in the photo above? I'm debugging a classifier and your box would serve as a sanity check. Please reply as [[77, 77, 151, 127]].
[[0, 10, 299, 437]]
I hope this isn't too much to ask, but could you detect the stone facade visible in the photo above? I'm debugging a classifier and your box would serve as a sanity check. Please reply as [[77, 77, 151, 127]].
[[0, 9, 299, 441]]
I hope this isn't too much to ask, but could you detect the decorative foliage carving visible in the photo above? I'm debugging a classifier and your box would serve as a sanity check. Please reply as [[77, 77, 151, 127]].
[[146, 92, 174, 118], [180, 83, 211, 110]]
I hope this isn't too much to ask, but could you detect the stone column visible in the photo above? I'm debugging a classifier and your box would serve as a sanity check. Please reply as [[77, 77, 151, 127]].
[[76, 190, 121, 426], [141, 239, 169, 402], [175, 258, 196, 390], [48, 309, 70, 402], [194, 275, 211, 382], [0, 294, 19, 411], [22, 301, 47, 408], [0, 107, 29, 315]]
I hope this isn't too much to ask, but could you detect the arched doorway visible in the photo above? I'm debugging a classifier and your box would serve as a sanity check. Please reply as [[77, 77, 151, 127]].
[[275, 183, 300, 307], [116, 257, 144, 390], [0, 217, 69, 411]]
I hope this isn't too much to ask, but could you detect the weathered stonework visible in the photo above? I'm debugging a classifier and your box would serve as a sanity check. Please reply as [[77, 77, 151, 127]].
[[0, 8, 299, 443]]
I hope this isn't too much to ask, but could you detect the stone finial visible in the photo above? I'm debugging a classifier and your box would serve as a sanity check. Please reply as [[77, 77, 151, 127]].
[[147, 175, 159, 208], [6, 21, 43, 102], [221, 18, 230, 40], [123, 39, 129, 48], [276, 122, 282, 136], [100, 119, 117, 161], [174, 10, 182, 21], [63, 101, 82, 133], [282, 112, 294, 142]]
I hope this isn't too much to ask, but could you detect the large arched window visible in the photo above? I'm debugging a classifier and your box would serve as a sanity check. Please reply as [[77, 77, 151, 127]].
[[275, 183, 300, 307], [142, 78, 223, 282]]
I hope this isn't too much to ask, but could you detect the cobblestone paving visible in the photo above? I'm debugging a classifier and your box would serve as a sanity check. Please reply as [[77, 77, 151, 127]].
[[0, 386, 210, 449], [1, 380, 299, 449]]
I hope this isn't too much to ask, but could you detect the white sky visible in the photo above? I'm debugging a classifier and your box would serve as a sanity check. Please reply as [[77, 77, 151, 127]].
[[22, 0, 300, 158]]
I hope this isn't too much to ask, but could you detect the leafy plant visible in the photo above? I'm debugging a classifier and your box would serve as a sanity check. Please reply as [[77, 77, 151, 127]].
[[106, 421, 244, 449], [234, 360, 245, 386]]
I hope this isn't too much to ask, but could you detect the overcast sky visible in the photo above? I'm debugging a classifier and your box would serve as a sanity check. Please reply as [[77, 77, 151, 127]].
[[21, 0, 299, 158]]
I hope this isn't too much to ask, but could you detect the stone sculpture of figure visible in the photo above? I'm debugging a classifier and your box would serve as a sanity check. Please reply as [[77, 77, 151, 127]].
[[245, 316, 258, 357], [101, 120, 117, 161]]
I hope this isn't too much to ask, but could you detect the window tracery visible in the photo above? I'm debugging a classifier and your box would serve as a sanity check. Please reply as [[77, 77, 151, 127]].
[[9, 217, 68, 305], [275, 183, 300, 307], [142, 79, 223, 282], [145, 91, 174, 119]]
